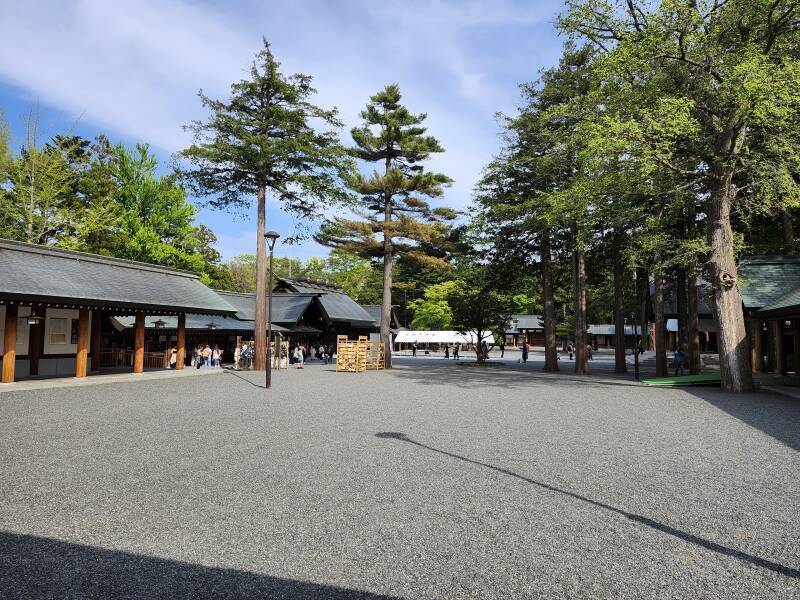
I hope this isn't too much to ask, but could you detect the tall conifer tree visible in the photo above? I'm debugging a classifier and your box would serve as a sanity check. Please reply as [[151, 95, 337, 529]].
[[316, 85, 455, 367], [179, 39, 351, 371]]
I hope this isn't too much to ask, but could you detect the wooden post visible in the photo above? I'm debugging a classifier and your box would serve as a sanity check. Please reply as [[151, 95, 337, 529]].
[[29, 306, 45, 376], [133, 312, 145, 374], [772, 320, 784, 375], [2, 305, 18, 383], [176, 313, 186, 370], [90, 309, 102, 371], [750, 314, 763, 373], [794, 319, 800, 376], [75, 309, 90, 378]]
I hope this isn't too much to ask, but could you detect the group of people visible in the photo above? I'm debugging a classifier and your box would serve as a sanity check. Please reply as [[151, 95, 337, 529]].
[[192, 344, 223, 369], [565, 344, 595, 361], [233, 343, 254, 370]]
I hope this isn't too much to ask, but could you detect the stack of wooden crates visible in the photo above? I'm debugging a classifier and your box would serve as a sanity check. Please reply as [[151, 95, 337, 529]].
[[336, 335, 385, 372]]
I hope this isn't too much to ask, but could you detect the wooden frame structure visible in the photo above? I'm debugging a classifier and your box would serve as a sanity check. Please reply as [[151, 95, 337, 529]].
[[335, 335, 385, 372]]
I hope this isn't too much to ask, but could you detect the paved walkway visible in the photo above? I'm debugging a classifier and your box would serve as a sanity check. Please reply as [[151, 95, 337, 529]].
[[0, 365, 223, 393], [0, 361, 797, 598]]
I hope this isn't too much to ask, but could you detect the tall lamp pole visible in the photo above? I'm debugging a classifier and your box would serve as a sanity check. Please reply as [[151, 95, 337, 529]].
[[264, 231, 280, 389]]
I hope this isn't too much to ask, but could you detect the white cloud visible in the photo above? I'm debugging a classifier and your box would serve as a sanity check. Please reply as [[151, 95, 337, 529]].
[[0, 0, 563, 257]]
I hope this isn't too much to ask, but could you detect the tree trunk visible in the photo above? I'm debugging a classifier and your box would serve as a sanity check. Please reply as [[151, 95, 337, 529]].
[[612, 233, 627, 373], [687, 269, 701, 374], [781, 209, 795, 255], [654, 267, 667, 377], [540, 231, 559, 372], [676, 268, 689, 353], [381, 202, 393, 369], [572, 234, 589, 376], [254, 183, 267, 371], [708, 164, 754, 392], [638, 268, 648, 351]]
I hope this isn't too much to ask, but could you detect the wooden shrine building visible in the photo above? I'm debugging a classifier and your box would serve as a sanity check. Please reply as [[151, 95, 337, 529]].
[[0, 239, 237, 383]]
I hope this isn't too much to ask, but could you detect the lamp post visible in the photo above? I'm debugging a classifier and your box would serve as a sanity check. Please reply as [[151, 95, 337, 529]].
[[264, 231, 280, 389]]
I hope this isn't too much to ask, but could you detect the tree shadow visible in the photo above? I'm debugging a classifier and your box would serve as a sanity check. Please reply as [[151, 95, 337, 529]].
[[389, 361, 646, 391], [685, 387, 800, 451], [374, 432, 800, 580], [0, 530, 398, 599]]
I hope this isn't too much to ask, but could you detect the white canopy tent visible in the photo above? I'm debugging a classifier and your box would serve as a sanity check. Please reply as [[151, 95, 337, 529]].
[[394, 330, 492, 345]]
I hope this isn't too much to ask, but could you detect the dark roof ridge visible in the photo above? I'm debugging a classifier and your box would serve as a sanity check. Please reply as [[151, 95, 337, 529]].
[[212, 289, 321, 298], [0, 237, 201, 279]]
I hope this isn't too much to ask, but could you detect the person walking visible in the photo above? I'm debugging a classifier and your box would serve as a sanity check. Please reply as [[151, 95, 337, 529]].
[[568, 344, 573, 361], [234, 345, 241, 370], [169, 347, 177, 369], [195, 345, 203, 370], [481, 340, 490, 360], [444, 345, 450, 359], [522, 341, 529, 363], [454, 343, 459, 360], [674, 347, 685, 376], [587, 344, 593, 361], [412, 342, 417, 357], [500, 341, 505, 358]]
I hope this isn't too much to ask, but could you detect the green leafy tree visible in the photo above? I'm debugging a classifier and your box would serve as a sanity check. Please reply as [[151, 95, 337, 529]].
[[560, 0, 800, 391], [408, 280, 460, 330], [316, 84, 456, 367], [448, 265, 516, 363], [179, 38, 351, 371]]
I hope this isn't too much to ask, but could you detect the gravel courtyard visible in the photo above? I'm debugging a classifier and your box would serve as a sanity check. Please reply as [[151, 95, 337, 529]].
[[1, 360, 798, 599]]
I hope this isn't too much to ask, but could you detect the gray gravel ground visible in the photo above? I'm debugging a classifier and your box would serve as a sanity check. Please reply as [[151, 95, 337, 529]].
[[0, 359, 798, 599]]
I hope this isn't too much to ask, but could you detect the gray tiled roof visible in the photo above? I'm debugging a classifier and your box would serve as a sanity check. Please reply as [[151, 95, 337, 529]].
[[111, 314, 289, 332], [738, 256, 800, 310], [0, 238, 236, 315], [212, 291, 316, 325], [505, 315, 543, 333], [759, 288, 800, 316], [279, 279, 376, 325]]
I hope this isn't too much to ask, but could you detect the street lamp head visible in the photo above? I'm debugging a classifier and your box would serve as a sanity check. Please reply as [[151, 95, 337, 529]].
[[264, 230, 280, 251], [153, 318, 166, 329], [206, 322, 217, 331]]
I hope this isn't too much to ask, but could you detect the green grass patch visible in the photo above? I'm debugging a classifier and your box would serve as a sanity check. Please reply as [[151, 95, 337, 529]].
[[642, 373, 721, 387]]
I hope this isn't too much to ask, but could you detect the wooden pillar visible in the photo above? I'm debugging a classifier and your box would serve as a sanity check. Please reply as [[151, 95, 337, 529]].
[[29, 306, 45, 376], [176, 313, 186, 370], [750, 314, 763, 373], [133, 312, 145, 374], [91, 309, 102, 371], [794, 319, 800, 376], [772, 320, 785, 375], [75, 309, 90, 378], [2, 305, 18, 383]]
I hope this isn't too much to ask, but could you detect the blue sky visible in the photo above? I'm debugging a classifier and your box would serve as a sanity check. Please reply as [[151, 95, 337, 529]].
[[0, 0, 565, 261]]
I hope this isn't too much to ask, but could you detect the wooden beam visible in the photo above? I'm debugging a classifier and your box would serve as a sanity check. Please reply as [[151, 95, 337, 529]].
[[176, 313, 185, 370], [133, 312, 145, 374], [773, 320, 785, 375], [2, 305, 18, 383], [91, 309, 102, 371], [29, 306, 45, 376], [75, 309, 90, 378], [751, 314, 763, 373]]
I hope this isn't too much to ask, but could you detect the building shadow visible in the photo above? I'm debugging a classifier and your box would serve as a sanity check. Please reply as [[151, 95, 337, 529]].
[[374, 432, 800, 580], [0, 530, 398, 600]]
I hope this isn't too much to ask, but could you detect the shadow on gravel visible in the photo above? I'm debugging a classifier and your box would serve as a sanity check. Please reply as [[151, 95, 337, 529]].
[[375, 431, 800, 580], [685, 388, 800, 451], [223, 369, 267, 390], [390, 361, 642, 390], [0, 531, 399, 600]]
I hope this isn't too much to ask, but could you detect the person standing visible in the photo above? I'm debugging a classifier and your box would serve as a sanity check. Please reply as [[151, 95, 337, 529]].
[[674, 347, 685, 376], [293, 344, 305, 369], [234, 345, 241, 370], [522, 342, 529, 363], [500, 341, 505, 358], [444, 345, 450, 359], [412, 342, 417, 357], [481, 340, 489, 360], [169, 347, 177, 369], [212, 345, 221, 368], [568, 344, 573, 361], [454, 343, 459, 360]]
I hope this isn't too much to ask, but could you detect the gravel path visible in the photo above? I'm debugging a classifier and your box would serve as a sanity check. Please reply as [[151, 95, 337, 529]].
[[0, 360, 798, 599]]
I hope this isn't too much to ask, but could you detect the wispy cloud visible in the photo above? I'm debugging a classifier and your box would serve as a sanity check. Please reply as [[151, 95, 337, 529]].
[[0, 0, 564, 257]]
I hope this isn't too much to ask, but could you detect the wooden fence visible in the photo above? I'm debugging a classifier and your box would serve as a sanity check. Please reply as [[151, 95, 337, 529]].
[[336, 336, 385, 372]]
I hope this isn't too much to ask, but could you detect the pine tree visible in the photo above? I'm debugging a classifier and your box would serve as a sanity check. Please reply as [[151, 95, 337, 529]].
[[179, 39, 351, 371], [315, 84, 455, 367]]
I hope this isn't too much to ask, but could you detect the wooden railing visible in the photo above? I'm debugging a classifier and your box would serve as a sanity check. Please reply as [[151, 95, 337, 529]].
[[97, 349, 168, 369]]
